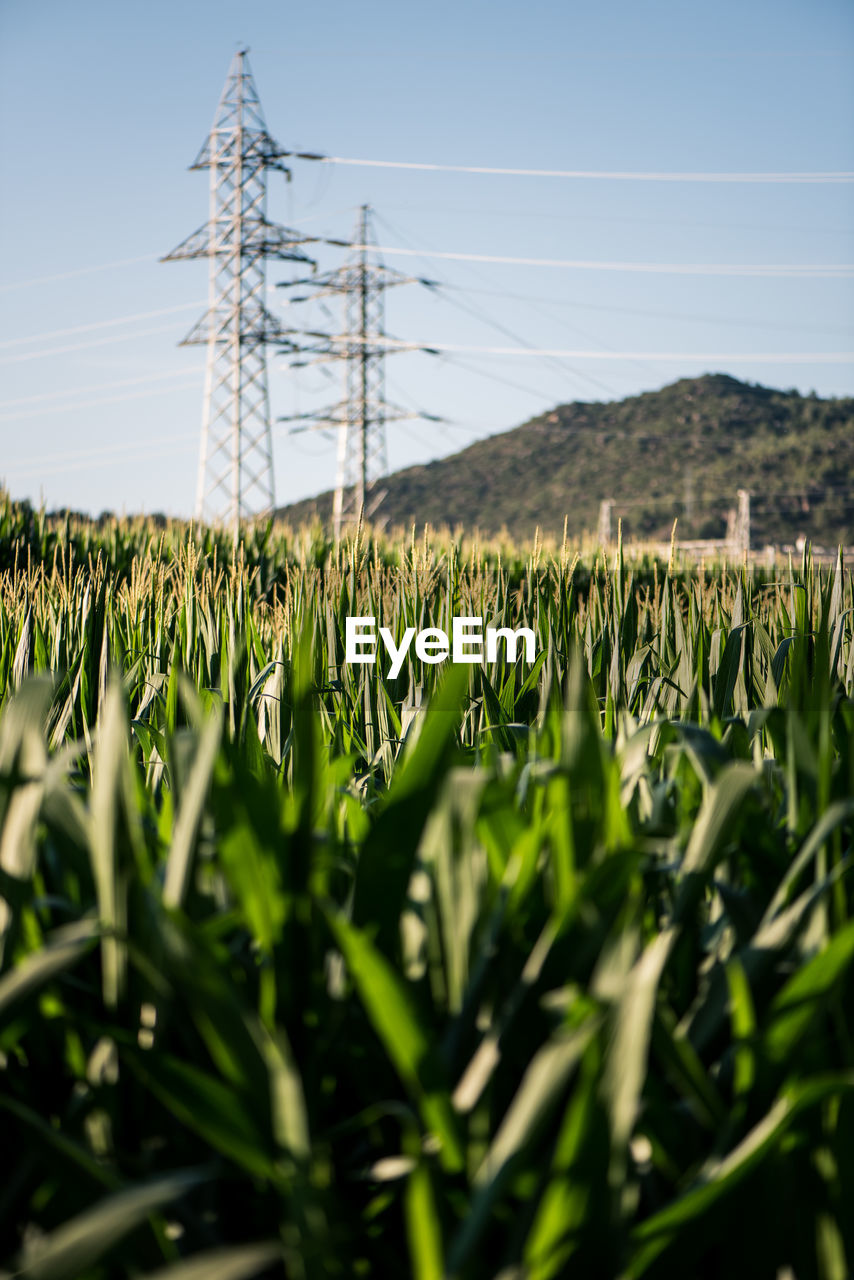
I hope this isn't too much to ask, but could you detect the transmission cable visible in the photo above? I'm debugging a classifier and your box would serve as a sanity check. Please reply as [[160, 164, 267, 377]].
[[286, 152, 854, 184]]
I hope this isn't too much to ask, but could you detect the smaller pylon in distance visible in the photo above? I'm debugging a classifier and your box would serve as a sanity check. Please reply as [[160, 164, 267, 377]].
[[276, 205, 440, 540]]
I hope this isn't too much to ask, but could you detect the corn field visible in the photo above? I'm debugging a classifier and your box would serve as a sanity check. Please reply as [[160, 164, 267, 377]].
[[1, 493, 853, 1280]]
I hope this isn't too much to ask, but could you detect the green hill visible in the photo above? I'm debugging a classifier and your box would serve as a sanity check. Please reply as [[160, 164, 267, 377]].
[[277, 374, 854, 546]]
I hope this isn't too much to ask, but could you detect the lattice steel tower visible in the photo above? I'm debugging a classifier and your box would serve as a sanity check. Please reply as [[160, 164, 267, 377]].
[[278, 205, 435, 540], [333, 206, 390, 537], [162, 49, 313, 538]]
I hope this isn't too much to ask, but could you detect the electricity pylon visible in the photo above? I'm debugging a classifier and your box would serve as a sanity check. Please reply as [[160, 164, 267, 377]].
[[162, 49, 314, 540], [725, 489, 751, 559], [597, 498, 614, 549], [335, 206, 390, 536], [735, 488, 751, 559], [277, 205, 438, 540]]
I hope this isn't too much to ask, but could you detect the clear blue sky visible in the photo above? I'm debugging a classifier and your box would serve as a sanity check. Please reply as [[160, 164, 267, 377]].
[[1, 0, 852, 517]]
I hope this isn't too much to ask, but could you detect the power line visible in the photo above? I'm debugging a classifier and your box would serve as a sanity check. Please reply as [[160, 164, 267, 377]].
[[599, 483, 854, 509], [438, 285, 854, 335], [427, 282, 617, 396], [436, 353, 570, 403], [7, 279, 842, 368], [497, 291, 675, 384], [9, 438, 199, 482], [370, 210, 849, 397], [4, 407, 360, 479], [8, 427, 200, 471], [0, 367, 205, 411], [0, 211, 331, 297], [325, 242, 854, 277], [6, 395, 325, 474], [0, 302, 204, 350], [285, 333, 854, 363], [0, 323, 190, 366], [290, 153, 854, 184], [280, 49, 850, 64], [0, 378, 203, 422], [0, 254, 158, 294], [418, 260, 665, 386], [371, 207, 618, 396], [379, 201, 854, 238], [0, 285, 292, 356]]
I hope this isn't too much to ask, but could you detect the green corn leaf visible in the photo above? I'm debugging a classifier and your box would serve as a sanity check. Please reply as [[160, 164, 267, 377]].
[[0, 918, 97, 1020], [327, 909, 464, 1174], [139, 1242, 282, 1280], [764, 918, 854, 1064], [628, 1074, 854, 1275], [124, 1049, 277, 1179], [13, 1168, 208, 1280], [162, 705, 222, 910]]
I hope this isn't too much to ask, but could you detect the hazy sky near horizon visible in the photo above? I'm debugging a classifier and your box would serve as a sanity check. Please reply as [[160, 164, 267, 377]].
[[1, 0, 852, 517]]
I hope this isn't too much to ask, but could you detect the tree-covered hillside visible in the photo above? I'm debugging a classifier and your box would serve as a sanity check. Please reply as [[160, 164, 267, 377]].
[[278, 375, 854, 545]]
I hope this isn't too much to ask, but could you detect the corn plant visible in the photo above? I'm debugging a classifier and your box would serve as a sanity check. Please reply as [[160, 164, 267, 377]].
[[0, 495, 852, 1278]]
